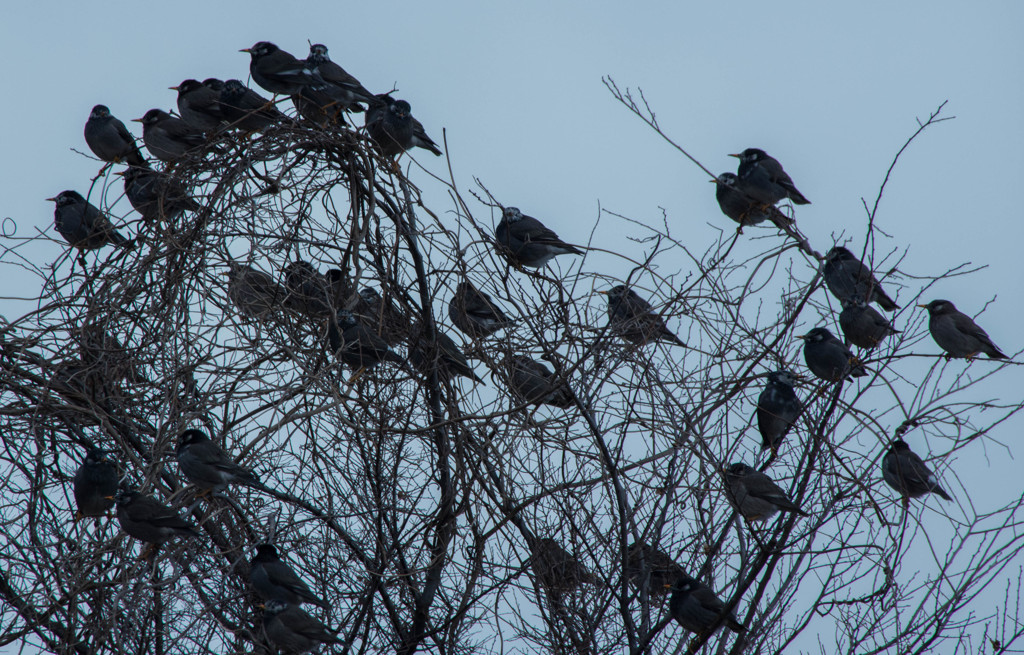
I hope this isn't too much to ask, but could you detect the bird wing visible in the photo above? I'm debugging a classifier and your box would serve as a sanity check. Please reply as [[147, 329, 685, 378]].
[[745, 474, 807, 514], [951, 312, 1000, 351]]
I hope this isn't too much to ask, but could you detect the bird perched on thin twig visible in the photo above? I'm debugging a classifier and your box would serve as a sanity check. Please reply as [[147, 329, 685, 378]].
[[625, 542, 687, 597], [495, 207, 582, 269], [365, 94, 442, 157], [250, 544, 331, 609], [919, 299, 1007, 360], [328, 309, 405, 375], [505, 355, 575, 409], [840, 296, 900, 349], [73, 448, 118, 520], [823, 247, 899, 311], [262, 599, 341, 653], [713, 172, 792, 231], [227, 262, 288, 320], [113, 487, 200, 546], [176, 429, 263, 496], [48, 191, 131, 250], [730, 148, 810, 205], [300, 43, 374, 114], [353, 287, 408, 346], [798, 327, 868, 382], [527, 535, 598, 594], [756, 370, 803, 452], [219, 79, 288, 132], [667, 574, 746, 635], [121, 166, 198, 222], [242, 41, 318, 96], [171, 79, 226, 132], [408, 325, 482, 383], [283, 261, 333, 320], [723, 463, 808, 521], [135, 109, 208, 162], [448, 281, 514, 338], [882, 439, 953, 503], [601, 284, 685, 347], [84, 105, 148, 168]]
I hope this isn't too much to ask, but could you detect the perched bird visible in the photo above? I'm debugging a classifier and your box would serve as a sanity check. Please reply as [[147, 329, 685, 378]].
[[219, 79, 288, 131], [326, 269, 355, 311], [328, 309, 405, 372], [171, 79, 226, 132], [667, 575, 746, 635], [135, 109, 207, 162], [798, 327, 868, 382], [48, 190, 130, 250], [176, 429, 261, 495], [494, 207, 582, 268], [822, 247, 899, 311], [353, 287, 408, 346], [625, 542, 686, 597], [73, 448, 118, 520], [77, 324, 144, 387], [284, 261, 333, 319], [730, 148, 810, 205], [250, 544, 330, 609], [756, 370, 803, 452], [919, 299, 1007, 360], [84, 105, 148, 167], [227, 262, 288, 320], [527, 536, 598, 594], [243, 41, 317, 96], [263, 599, 341, 653], [303, 43, 374, 110], [448, 281, 514, 338], [408, 326, 482, 383], [881, 439, 953, 502], [121, 166, 198, 222], [723, 462, 808, 521], [113, 487, 200, 545], [601, 284, 685, 347], [839, 296, 900, 349], [713, 173, 792, 230], [505, 355, 574, 409], [365, 95, 442, 157]]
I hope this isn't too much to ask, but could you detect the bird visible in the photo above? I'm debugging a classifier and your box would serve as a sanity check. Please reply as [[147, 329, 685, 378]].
[[527, 536, 598, 594], [364, 95, 442, 157], [667, 575, 746, 635], [135, 109, 208, 162], [219, 79, 288, 132], [283, 261, 333, 319], [73, 448, 118, 520], [494, 207, 582, 268], [601, 284, 685, 347], [881, 439, 953, 502], [919, 300, 1007, 360], [839, 296, 900, 349], [48, 190, 131, 250], [624, 542, 686, 597], [729, 148, 810, 205], [352, 287, 408, 346], [822, 247, 899, 312], [325, 269, 355, 311], [328, 309, 405, 373], [408, 326, 482, 383], [242, 41, 318, 96], [712, 173, 792, 230], [303, 43, 374, 111], [723, 462, 808, 521], [83, 105, 148, 167], [171, 79, 226, 132], [176, 429, 261, 495], [448, 281, 514, 338], [121, 166, 198, 222], [756, 370, 803, 452], [249, 544, 330, 609], [505, 355, 575, 409], [227, 262, 288, 320], [76, 324, 144, 386], [798, 327, 868, 382], [262, 599, 341, 653], [113, 487, 200, 545]]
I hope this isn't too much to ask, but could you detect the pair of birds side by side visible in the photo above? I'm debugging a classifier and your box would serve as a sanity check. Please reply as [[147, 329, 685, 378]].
[[714, 148, 808, 231]]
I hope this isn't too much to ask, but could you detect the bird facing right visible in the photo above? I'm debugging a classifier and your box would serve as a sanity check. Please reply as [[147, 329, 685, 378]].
[[494, 207, 582, 269], [262, 599, 341, 653], [919, 299, 1007, 360], [822, 246, 899, 311], [448, 281, 514, 338], [723, 463, 808, 521], [730, 148, 810, 205], [881, 439, 953, 502], [601, 284, 685, 347], [667, 574, 746, 635]]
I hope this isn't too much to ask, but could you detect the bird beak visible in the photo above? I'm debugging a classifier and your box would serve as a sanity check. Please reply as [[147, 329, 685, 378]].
[[728, 153, 741, 158], [45, 197, 56, 202], [707, 178, 718, 183], [131, 118, 143, 123], [795, 335, 808, 341], [169, 86, 179, 91], [597, 290, 609, 295], [103, 495, 115, 500], [916, 304, 928, 309], [240, 48, 252, 53], [663, 582, 673, 591]]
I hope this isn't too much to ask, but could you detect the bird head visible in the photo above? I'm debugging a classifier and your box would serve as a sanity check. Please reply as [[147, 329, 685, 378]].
[[797, 327, 831, 343], [46, 190, 84, 206], [715, 172, 738, 187], [502, 207, 523, 223], [242, 41, 277, 57], [918, 299, 954, 315], [89, 105, 110, 119]]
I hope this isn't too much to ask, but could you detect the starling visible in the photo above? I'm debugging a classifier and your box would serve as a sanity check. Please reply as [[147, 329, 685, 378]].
[[822, 246, 899, 311], [919, 299, 1007, 359], [227, 262, 288, 320], [303, 43, 374, 110], [881, 439, 952, 502], [84, 105, 148, 167], [723, 462, 808, 521], [171, 79, 226, 132], [250, 544, 330, 609], [839, 296, 900, 349], [601, 284, 685, 347], [353, 287, 408, 346], [262, 599, 341, 653], [328, 309, 405, 372], [48, 190, 130, 250], [219, 79, 288, 131], [756, 370, 803, 452], [713, 172, 792, 230], [121, 166, 198, 222], [283, 261, 333, 319], [528, 536, 598, 594], [408, 326, 482, 383], [505, 355, 574, 409], [730, 147, 810, 205], [448, 281, 514, 338], [798, 327, 868, 382], [495, 207, 582, 268], [365, 95, 442, 157], [114, 487, 200, 545], [667, 575, 746, 635], [242, 41, 318, 96], [176, 429, 261, 495], [625, 542, 686, 596], [135, 109, 207, 162], [73, 448, 118, 520]]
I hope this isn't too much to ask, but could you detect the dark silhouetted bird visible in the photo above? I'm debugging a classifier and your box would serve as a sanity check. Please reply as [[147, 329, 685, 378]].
[[48, 190, 130, 250], [667, 575, 746, 635], [242, 41, 317, 96], [114, 487, 200, 545], [528, 535, 598, 594], [723, 463, 808, 521], [227, 263, 287, 320], [713, 172, 792, 230], [730, 148, 810, 205], [602, 284, 685, 347], [840, 296, 900, 349], [882, 439, 952, 502], [219, 79, 288, 131], [505, 355, 574, 409], [121, 166, 198, 222], [625, 542, 686, 597], [328, 309, 405, 373], [495, 207, 582, 268], [408, 326, 482, 383], [171, 79, 226, 132], [919, 299, 1007, 360], [823, 247, 899, 311], [250, 544, 330, 609], [448, 281, 514, 338], [135, 109, 207, 162], [263, 599, 341, 653], [353, 287, 408, 346], [176, 429, 261, 495], [84, 105, 148, 167], [756, 370, 803, 452], [365, 95, 442, 157], [798, 327, 868, 382], [283, 261, 333, 319], [304, 43, 374, 110], [73, 448, 118, 520]]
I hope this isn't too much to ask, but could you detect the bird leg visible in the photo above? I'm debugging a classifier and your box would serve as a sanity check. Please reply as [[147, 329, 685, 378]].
[[347, 367, 367, 385]]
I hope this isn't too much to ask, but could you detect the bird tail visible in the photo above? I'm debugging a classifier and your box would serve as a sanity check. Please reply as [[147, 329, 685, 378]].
[[875, 291, 899, 312], [767, 206, 794, 229], [109, 230, 134, 249], [985, 346, 1008, 359], [933, 485, 953, 501]]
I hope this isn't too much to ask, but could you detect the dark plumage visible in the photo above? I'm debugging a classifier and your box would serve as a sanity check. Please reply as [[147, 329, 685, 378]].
[[668, 575, 746, 635], [227, 262, 288, 320], [121, 166, 198, 222], [114, 488, 200, 544], [135, 109, 207, 162], [353, 287, 408, 346], [263, 599, 341, 653], [756, 370, 803, 452], [408, 327, 482, 383], [798, 327, 868, 382], [730, 147, 810, 205], [602, 284, 685, 347], [840, 296, 900, 349], [448, 281, 514, 338], [284, 261, 333, 319], [919, 300, 1007, 359], [625, 542, 686, 597], [73, 448, 118, 519], [172, 79, 226, 132], [303, 43, 374, 110], [242, 41, 317, 96], [882, 439, 952, 502], [528, 536, 598, 594], [495, 207, 582, 268], [176, 429, 260, 494], [713, 172, 792, 230], [328, 309, 405, 372], [723, 463, 808, 521], [84, 105, 147, 167], [48, 190, 130, 250], [365, 96, 442, 157], [823, 247, 899, 311], [250, 544, 330, 609], [505, 355, 574, 409], [219, 79, 287, 131]]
